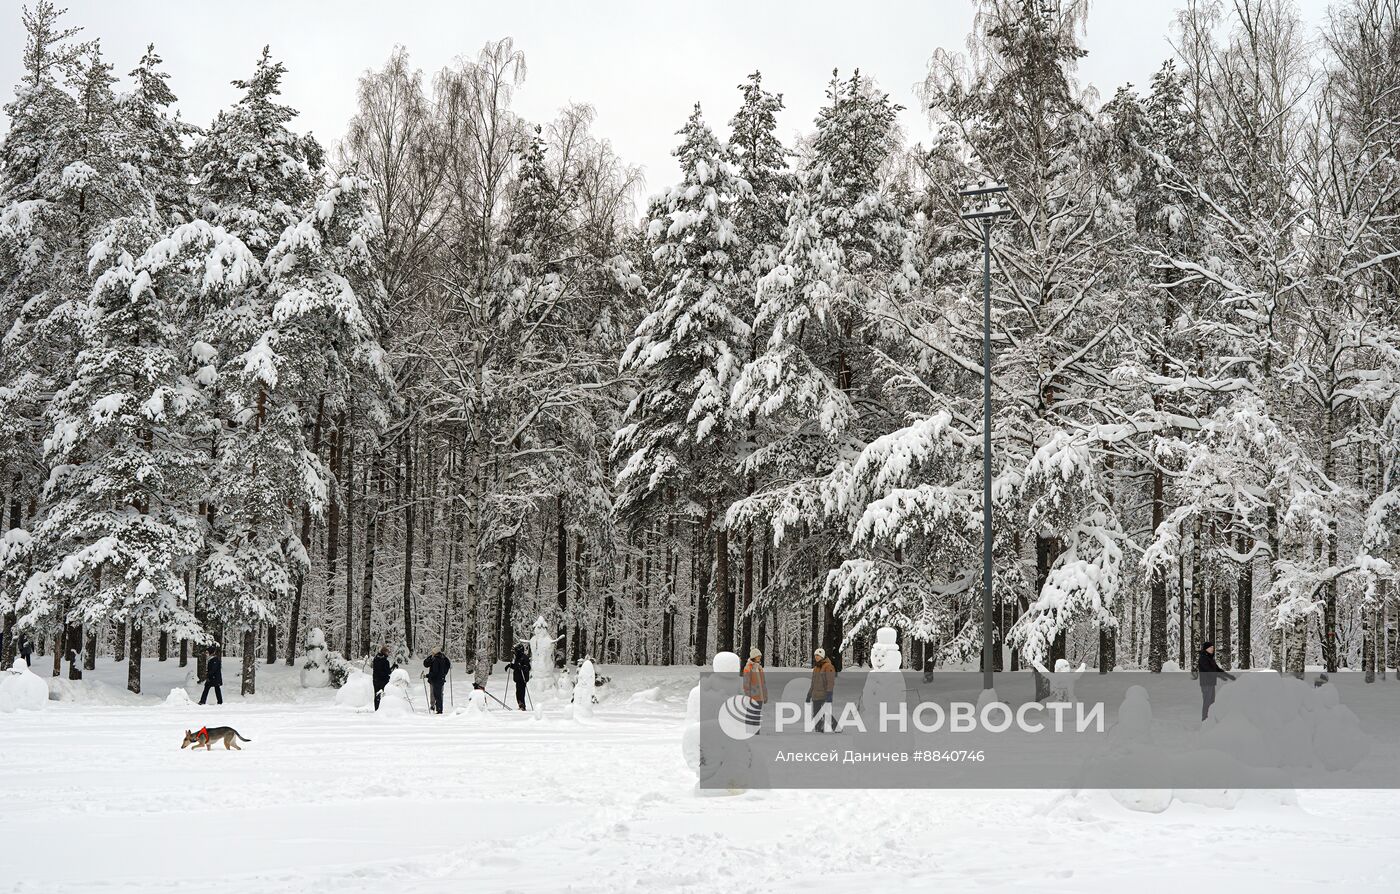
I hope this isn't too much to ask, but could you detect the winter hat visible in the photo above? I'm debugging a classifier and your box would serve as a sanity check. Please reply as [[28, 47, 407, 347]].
[[750, 647, 762, 659], [1202, 641, 1214, 650], [814, 648, 826, 660]]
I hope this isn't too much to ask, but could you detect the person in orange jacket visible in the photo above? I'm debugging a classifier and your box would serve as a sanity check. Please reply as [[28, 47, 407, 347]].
[[742, 647, 767, 732], [809, 648, 837, 732]]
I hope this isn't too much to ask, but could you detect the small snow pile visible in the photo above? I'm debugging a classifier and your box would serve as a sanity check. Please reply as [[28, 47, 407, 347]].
[[573, 659, 597, 722], [0, 657, 48, 712], [162, 688, 194, 708], [1200, 672, 1370, 773], [334, 669, 374, 710], [1110, 685, 1153, 745], [628, 685, 661, 704], [1161, 660, 1181, 673], [377, 667, 413, 716], [300, 627, 331, 688]]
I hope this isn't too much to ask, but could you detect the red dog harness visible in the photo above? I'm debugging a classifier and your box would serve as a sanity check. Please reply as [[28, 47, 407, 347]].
[[196, 726, 209, 742]]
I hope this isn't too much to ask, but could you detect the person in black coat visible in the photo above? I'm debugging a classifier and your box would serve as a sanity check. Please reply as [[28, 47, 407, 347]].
[[200, 646, 224, 705], [505, 644, 531, 710], [422, 648, 451, 714], [371, 645, 393, 711], [1198, 642, 1237, 721], [18, 632, 33, 667]]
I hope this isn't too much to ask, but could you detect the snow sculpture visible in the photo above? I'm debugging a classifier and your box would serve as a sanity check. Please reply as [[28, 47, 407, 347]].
[[861, 626, 906, 729], [0, 656, 48, 712], [462, 685, 489, 717], [163, 687, 193, 708], [681, 651, 756, 792], [377, 667, 413, 715], [1034, 658, 1086, 704], [573, 658, 596, 722], [300, 627, 331, 688], [526, 616, 559, 715], [1111, 685, 1153, 745], [334, 669, 374, 709]]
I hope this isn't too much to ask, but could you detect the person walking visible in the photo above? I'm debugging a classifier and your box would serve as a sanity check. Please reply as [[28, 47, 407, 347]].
[[422, 647, 451, 714], [505, 643, 531, 711], [18, 632, 32, 667], [1198, 641, 1237, 721], [809, 648, 837, 732], [742, 647, 768, 733], [371, 645, 392, 711], [199, 645, 223, 705]]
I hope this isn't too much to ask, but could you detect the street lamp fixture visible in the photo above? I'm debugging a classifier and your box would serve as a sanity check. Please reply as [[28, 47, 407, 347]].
[[959, 178, 1009, 695]]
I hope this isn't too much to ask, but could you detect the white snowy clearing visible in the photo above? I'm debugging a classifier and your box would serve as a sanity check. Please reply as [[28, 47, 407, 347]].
[[3, 659, 1399, 893]]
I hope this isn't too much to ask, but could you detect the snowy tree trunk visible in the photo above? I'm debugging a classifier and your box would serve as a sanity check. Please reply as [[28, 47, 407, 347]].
[[1189, 520, 1202, 680], [83, 630, 96, 672], [360, 457, 378, 658], [402, 428, 416, 655], [1363, 603, 1376, 683], [1238, 534, 1252, 668], [325, 415, 344, 654], [158, 631, 167, 663], [742, 531, 753, 658], [127, 624, 142, 695], [716, 528, 733, 654], [693, 515, 713, 665], [287, 395, 324, 666], [556, 494, 567, 659], [1323, 409, 1339, 673], [343, 429, 356, 656], [241, 627, 255, 696], [114, 621, 125, 663]]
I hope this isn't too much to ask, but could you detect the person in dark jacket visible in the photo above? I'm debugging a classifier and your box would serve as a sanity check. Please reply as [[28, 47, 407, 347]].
[[422, 648, 451, 714], [505, 644, 530, 710], [1198, 642, 1237, 721], [200, 646, 224, 705], [371, 645, 392, 711], [18, 632, 33, 667]]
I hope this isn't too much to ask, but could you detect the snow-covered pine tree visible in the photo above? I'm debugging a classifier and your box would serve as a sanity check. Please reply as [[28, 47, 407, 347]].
[[186, 47, 345, 696], [18, 38, 204, 694], [729, 71, 919, 668], [614, 104, 751, 656]]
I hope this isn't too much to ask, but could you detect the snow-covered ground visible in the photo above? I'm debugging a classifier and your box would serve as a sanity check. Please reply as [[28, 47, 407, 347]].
[[3, 658, 1400, 892]]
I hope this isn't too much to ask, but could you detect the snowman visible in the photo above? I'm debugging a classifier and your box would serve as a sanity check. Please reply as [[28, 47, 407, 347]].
[[377, 666, 414, 716], [572, 657, 597, 722], [682, 652, 756, 792], [860, 626, 906, 730], [462, 684, 490, 718], [0, 656, 48, 712]]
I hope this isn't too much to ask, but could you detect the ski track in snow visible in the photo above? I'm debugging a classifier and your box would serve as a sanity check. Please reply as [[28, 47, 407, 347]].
[[2, 660, 1398, 893]]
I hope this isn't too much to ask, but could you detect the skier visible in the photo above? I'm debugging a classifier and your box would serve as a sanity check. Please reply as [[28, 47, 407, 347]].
[[199, 645, 223, 705], [808, 648, 837, 732], [18, 632, 32, 667], [371, 645, 392, 711], [505, 643, 530, 711], [742, 647, 767, 733], [422, 648, 451, 714], [1198, 641, 1237, 721]]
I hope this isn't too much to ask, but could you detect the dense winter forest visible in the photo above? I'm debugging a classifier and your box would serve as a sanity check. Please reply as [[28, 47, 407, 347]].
[[2, 0, 1399, 696]]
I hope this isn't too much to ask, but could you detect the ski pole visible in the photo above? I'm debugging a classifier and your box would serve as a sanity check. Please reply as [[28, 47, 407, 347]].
[[448, 668, 455, 708]]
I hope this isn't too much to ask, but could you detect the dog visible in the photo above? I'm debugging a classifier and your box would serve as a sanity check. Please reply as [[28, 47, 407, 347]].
[[181, 726, 252, 751]]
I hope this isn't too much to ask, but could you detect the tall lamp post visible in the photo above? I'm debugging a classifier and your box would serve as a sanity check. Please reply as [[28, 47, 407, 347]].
[[959, 179, 1009, 694]]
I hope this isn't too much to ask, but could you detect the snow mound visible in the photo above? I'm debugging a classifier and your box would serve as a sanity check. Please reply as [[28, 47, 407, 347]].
[[1202, 673, 1370, 772], [334, 669, 374, 710], [628, 685, 661, 703], [161, 687, 194, 707], [0, 658, 48, 711]]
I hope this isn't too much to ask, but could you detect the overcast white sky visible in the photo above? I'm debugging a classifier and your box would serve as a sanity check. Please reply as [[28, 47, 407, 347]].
[[0, 0, 1333, 192]]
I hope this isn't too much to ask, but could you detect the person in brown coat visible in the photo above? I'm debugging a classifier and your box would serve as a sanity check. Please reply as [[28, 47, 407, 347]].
[[808, 648, 837, 732], [742, 647, 768, 732]]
